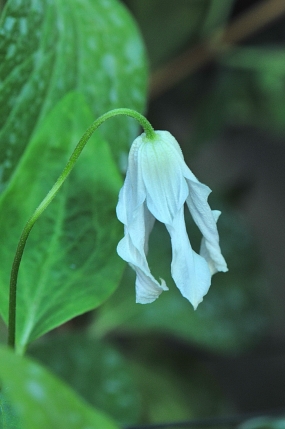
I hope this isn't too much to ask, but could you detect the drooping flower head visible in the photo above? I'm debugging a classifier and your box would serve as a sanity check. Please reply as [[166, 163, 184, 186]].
[[116, 131, 228, 309]]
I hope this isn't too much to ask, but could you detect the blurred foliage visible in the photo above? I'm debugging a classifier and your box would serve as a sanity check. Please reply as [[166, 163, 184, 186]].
[[29, 333, 141, 426], [220, 47, 285, 133], [123, 0, 235, 68], [124, 0, 285, 140], [129, 357, 225, 424], [239, 416, 285, 429], [193, 47, 285, 145], [28, 331, 228, 426], [0, 344, 119, 429], [120, 331, 229, 424]]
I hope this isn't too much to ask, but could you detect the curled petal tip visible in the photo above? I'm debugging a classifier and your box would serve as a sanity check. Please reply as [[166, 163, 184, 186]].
[[136, 277, 168, 304]]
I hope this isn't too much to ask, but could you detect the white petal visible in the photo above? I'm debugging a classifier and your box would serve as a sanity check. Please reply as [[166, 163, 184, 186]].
[[139, 132, 188, 224], [116, 137, 146, 226], [135, 268, 168, 304], [116, 172, 133, 225], [117, 234, 168, 303], [185, 176, 228, 273], [127, 202, 155, 255], [117, 202, 168, 303], [143, 206, 156, 254], [166, 207, 211, 309], [200, 210, 227, 274]]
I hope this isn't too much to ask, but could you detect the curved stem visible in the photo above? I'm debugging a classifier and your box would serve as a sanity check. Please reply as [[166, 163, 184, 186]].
[[8, 107, 156, 349]]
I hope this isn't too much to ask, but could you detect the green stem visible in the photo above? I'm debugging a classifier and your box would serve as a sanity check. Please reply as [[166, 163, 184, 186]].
[[7, 108, 156, 350]]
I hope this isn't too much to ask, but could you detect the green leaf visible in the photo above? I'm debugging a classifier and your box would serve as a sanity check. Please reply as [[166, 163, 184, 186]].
[[0, 93, 124, 352], [29, 333, 141, 426], [0, 0, 147, 191], [93, 207, 269, 354], [0, 344, 119, 429]]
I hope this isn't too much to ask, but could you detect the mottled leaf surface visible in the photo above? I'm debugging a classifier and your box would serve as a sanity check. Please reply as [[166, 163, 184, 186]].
[[0, 0, 147, 190]]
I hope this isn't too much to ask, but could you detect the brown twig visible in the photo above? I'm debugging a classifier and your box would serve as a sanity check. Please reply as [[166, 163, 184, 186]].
[[150, 0, 285, 99]]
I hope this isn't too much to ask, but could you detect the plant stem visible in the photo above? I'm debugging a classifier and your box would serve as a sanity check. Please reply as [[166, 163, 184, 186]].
[[7, 108, 155, 350]]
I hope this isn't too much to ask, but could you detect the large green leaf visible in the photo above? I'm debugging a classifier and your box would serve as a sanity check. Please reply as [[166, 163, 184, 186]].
[[0, 344, 119, 429], [0, 0, 147, 191], [0, 93, 124, 352]]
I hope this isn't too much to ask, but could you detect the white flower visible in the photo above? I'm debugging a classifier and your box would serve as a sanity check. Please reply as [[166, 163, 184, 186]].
[[116, 131, 228, 309]]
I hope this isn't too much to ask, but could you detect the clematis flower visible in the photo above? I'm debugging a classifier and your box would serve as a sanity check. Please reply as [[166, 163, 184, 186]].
[[116, 130, 228, 309]]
